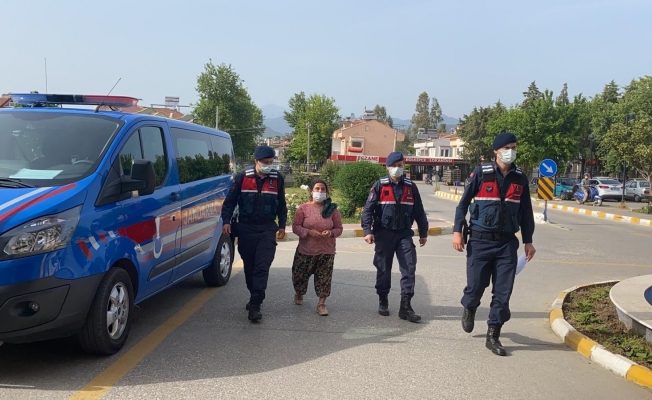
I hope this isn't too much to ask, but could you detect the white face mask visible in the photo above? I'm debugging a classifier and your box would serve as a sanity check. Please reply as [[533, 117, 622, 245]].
[[258, 164, 273, 174], [312, 192, 327, 202], [499, 149, 517, 164], [389, 167, 404, 178]]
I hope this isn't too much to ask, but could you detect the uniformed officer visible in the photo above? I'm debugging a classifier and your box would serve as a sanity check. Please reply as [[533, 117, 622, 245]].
[[362, 151, 429, 322], [452, 132, 536, 356], [222, 145, 287, 322]]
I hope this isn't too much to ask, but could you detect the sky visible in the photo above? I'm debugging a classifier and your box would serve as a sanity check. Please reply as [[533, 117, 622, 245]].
[[2, 0, 651, 120]]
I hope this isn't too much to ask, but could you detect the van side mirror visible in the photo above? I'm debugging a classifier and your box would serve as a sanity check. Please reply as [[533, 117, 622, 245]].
[[121, 159, 156, 196]]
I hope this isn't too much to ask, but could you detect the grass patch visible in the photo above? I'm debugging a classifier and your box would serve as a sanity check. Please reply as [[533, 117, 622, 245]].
[[563, 283, 652, 369], [632, 204, 652, 214]]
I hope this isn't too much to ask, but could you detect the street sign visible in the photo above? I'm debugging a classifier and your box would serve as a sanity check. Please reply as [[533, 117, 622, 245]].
[[539, 159, 558, 178], [537, 177, 555, 200]]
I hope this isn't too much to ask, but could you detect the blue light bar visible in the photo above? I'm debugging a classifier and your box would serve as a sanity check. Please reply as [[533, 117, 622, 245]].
[[8, 93, 139, 108]]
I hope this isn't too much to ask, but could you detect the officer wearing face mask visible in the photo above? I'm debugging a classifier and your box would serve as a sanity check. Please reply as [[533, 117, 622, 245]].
[[452, 132, 536, 356], [362, 151, 429, 323], [222, 145, 288, 322]]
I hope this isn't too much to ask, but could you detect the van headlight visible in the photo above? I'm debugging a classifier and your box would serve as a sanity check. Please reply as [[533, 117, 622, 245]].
[[0, 206, 82, 259]]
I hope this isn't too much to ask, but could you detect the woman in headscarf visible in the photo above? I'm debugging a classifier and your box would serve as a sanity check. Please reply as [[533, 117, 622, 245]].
[[291, 179, 343, 316]]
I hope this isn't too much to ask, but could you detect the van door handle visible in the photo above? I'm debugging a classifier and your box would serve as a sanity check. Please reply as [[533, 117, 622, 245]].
[[169, 192, 180, 201]]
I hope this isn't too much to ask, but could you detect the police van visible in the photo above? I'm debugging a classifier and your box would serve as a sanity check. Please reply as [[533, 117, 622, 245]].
[[0, 93, 235, 355]]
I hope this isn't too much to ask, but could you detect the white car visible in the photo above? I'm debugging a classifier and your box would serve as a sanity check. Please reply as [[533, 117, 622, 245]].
[[591, 178, 623, 201], [625, 179, 651, 202]]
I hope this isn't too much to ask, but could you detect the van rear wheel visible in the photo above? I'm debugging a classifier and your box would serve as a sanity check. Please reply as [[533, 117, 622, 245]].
[[203, 234, 233, 287], [78, 268, 134, 355]]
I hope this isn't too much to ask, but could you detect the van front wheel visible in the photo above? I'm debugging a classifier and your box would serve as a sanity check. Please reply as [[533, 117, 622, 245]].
[[203, 235, 233, 287], [78, 268, 134, 355]]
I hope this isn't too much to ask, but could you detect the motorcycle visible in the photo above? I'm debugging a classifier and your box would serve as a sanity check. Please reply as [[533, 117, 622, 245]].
[[573, 185, 602, 206], [424, 176, 432, 185]]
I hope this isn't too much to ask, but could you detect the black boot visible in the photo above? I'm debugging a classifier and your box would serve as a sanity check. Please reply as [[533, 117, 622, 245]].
[[486, 325, 506, 356], [462, 307, 477, 333], [248, 304, 262, 322], [398, 295, 421, 323], [246, 301, 262, 311], [378, 294, 389, 316]]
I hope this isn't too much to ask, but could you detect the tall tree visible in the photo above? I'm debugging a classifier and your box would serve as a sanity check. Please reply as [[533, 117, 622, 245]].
[[284, 92, 307, 130], [437, 123, 447, 133], [556, 83, 570, 106], [522, 81, 542, 109], [285, 93, 340, 164], [457, 103, 504, 166], [373, 104, 394, 127], [601, 76, 652, 183], [429, 97, 443, 129], [412, 92, 431, 131], [193, 60, 265, 158]]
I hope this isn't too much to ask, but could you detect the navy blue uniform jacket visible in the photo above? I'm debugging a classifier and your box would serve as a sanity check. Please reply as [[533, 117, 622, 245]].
[[453, 163, 535, 244]]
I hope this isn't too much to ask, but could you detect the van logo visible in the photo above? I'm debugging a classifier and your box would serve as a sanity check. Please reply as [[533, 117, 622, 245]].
[[152, 216, 163, 259]]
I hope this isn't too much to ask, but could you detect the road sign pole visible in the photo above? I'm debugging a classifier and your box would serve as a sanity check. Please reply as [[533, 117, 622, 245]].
[[544, 200, 548, 222]]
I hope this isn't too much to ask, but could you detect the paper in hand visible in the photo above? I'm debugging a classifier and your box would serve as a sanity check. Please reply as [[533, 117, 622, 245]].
[[516, 253, 527, 275]]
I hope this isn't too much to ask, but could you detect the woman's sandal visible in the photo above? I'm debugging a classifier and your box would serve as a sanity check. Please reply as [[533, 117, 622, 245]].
[[316, 303, 329, 316], [294, 294, 303, 305]]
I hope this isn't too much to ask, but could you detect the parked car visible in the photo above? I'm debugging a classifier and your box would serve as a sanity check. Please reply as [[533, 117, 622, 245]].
[[624, 179, 651, 202], [590, 178, 623, 201], [555, 178, 579, 200]]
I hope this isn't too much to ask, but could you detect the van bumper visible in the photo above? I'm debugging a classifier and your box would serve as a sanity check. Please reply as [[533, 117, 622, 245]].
[[0, 273, 104, 344]]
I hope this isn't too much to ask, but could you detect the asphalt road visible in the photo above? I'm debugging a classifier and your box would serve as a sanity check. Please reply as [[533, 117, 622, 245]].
[[1, 184, 652, 399]]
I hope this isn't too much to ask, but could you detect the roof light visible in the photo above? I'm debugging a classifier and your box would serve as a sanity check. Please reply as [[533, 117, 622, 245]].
[[7, 93, 139, 108]]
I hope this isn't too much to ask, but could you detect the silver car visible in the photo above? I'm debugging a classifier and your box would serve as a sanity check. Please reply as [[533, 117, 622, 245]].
[[625, 179, 651, 202]]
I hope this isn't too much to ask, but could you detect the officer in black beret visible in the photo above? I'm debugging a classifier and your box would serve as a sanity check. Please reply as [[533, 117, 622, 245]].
[[452, 132, 536, 356], [361, 151, 429, 322], [222, 145, 287, 322]]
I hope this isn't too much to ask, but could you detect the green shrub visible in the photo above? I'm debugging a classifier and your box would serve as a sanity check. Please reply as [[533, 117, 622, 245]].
[[319, 161, 344, 189], [293, 170, 313, 187], [334, 161, 388, 209]]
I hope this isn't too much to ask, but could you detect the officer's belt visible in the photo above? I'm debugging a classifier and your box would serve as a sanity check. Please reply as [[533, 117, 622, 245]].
[[469, 230, 514, 241], [238, 217, 275, 225]]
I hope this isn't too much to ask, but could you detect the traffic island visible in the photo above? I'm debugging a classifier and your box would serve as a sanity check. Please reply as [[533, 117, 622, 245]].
[[549, 281, 652, 390]]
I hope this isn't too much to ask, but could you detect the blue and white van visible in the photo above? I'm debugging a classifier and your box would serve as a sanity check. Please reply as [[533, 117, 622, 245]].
[[0, 93, 235, 354]]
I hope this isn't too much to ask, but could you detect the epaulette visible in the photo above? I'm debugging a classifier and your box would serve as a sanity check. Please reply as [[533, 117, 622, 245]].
[[514, 167, 523, 175], [380, 177, 390, 185], [403, 177, 413, 185], [269, 170, 279, 179], [245, 167, 255, 177]]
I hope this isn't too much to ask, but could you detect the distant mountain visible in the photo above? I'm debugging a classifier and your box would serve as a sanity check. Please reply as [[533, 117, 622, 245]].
[[261, 104, 287, 119], [263, 125, 284, 138], [260, 103, 460, 136]]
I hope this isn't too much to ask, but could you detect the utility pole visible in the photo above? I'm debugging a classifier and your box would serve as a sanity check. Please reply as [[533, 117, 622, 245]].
[[215, 106, 219, 130], [393, 129, 397, 152], [306, 121, 311, 172]]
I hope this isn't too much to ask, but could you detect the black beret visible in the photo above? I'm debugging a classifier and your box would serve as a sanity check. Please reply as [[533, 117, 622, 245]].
[[254, 145, 275, 160], [493, 132, 517, 150], [385, 151, 404, 166]]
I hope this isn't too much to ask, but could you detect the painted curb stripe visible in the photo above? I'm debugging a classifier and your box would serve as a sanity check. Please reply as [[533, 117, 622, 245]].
[[549, 281, 652, 390]]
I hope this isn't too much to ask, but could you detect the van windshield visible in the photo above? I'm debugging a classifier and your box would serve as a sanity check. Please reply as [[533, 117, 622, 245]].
[[0, 111, 121, 185]]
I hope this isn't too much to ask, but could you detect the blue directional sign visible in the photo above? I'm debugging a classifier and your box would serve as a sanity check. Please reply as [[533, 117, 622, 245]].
[[539, 159, 558, 178]]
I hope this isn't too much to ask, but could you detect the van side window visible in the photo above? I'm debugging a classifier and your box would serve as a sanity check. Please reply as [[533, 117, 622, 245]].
[[118, 126, 169, 187], [140, 126, 168, 186], [209, 136, 235, 175], [171, 127, 213, 184]]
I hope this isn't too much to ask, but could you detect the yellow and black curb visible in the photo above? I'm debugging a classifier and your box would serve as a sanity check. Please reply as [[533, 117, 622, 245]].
[[549, 281, 652, 390]]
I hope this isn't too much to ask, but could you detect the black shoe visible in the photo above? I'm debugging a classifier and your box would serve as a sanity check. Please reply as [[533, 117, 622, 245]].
[[248, 304, 262, 322], [245, 302, 251, 310], [378, 294, 389, 316], [398, 295, 421, 323], [462, 307, 477, 333], [486, 325, 506, 356]]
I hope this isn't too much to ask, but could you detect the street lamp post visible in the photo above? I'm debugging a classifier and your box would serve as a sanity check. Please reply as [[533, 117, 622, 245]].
[[306, 121, 311, 173], [588, 133, 595, 177], [622, 114, 636, 202]]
